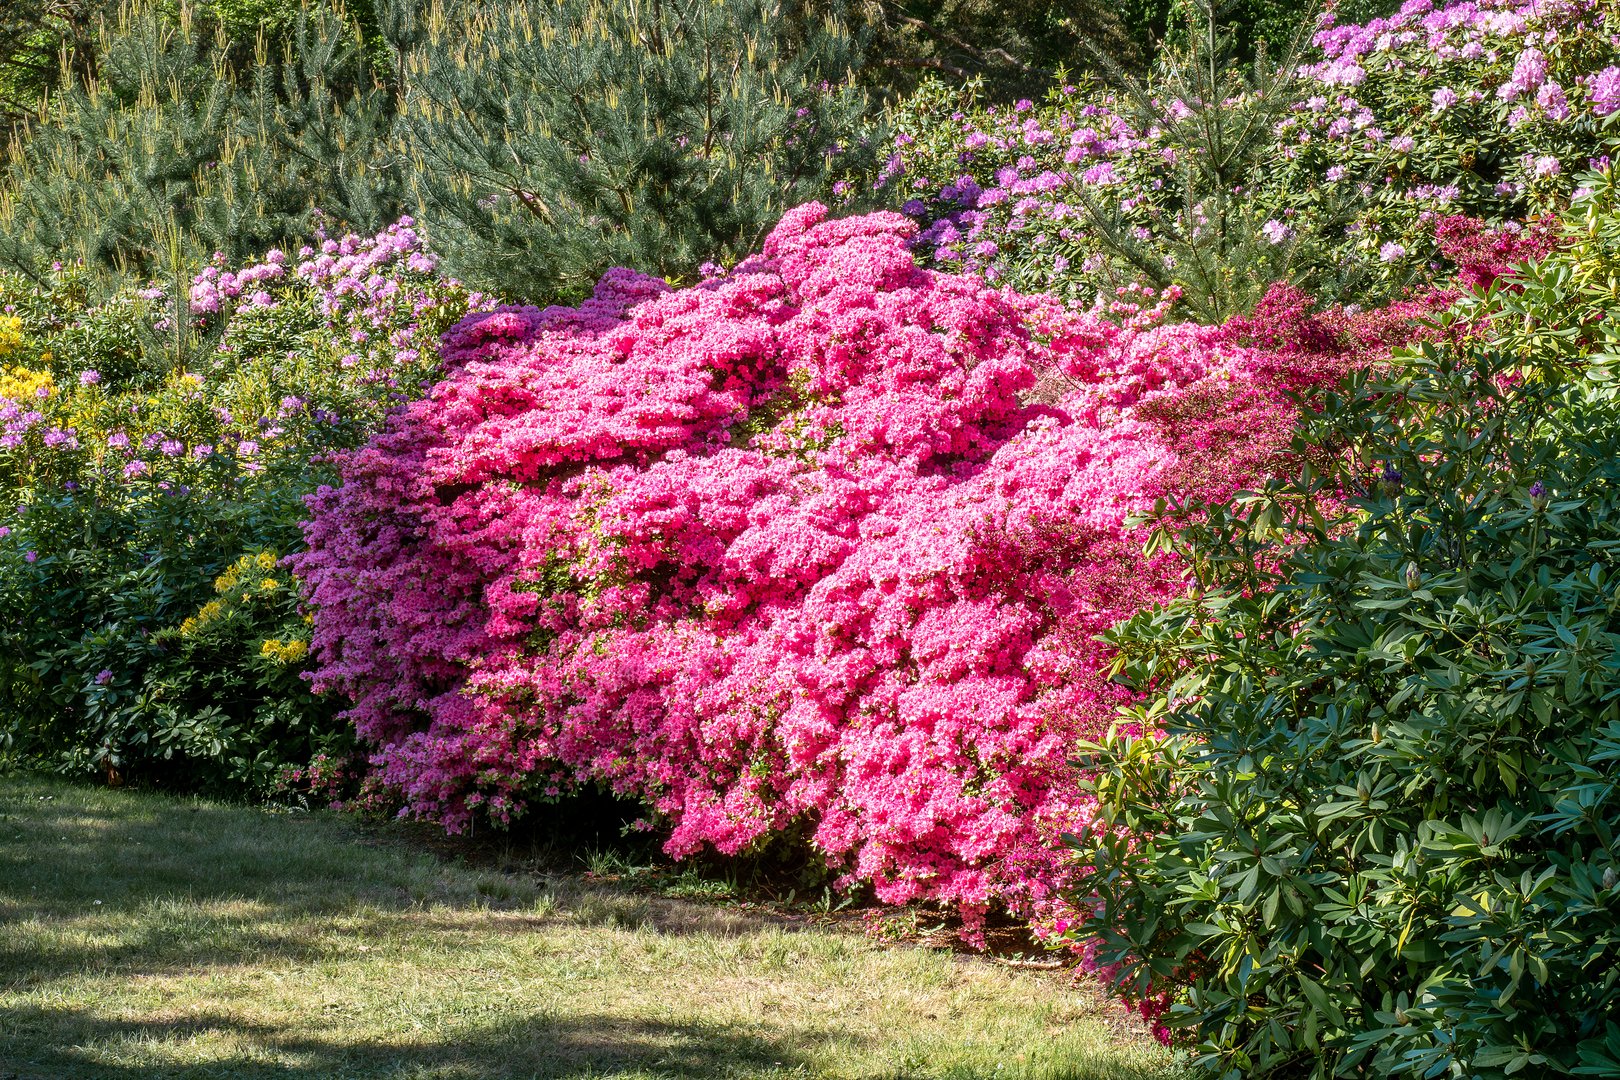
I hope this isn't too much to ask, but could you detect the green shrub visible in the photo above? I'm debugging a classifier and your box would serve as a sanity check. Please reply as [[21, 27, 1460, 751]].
[[0, 223, 476, 795], [1067, 172, 1620, 1076]]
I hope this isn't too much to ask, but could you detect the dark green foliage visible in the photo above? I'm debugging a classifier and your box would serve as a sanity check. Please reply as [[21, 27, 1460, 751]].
[[846, 0, 1146, 101], [388, 0, 878, 303], [0, 1, 110, 128], [1113, 0, 1399, 66], [842, 0, 1380, 103], [0, 0, 398, 289], [1070, 182, 1620, 1076]]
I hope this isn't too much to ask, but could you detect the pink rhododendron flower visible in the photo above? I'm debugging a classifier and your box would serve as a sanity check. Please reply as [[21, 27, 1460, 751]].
[[1589, 66, 1620, 114], [1262, 219, 1295, 243]]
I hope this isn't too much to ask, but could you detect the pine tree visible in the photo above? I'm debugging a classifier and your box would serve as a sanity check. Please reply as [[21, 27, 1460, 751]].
[[0, 0, 109, 129], [386, 0, 878, 303], [0, 0, 399, 288]]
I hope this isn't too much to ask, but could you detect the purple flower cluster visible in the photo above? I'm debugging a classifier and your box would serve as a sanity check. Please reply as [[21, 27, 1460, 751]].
[[190, 248, 287, 314], [1590, 65, 1620, 114], [190, 218, 487, 396], [885, 0, 1620, 305], [1, 220, 481, 524]]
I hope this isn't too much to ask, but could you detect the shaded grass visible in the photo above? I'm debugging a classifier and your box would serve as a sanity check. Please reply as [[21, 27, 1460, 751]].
[[0, 774, 1181, 1079]]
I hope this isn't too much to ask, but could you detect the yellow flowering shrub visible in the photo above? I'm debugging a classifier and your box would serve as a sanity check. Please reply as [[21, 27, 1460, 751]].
[[0, 366, 52, 401], [259, 638, 309, 664], [175, 552, 306, 659], [0, 314, 24, 357], [0, 316, 50, 403]]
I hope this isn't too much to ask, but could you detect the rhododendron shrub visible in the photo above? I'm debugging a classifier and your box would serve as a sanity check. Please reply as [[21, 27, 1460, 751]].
[[0, 221, 479, 793], [295, 204, 1421, 925], [1067, 177, 1620, 1077], [881, 0, 1619, 308]]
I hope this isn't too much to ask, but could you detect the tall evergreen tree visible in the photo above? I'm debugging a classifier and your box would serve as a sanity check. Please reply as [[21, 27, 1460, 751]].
[[386, 0, 878, 302], [1068, 0, 1353, 322], [0, 0, 109, 129], [0, 0, 399, 288]]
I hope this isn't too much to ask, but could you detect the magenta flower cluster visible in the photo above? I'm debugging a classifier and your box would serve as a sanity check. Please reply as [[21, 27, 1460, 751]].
[[293, 204, 1405, 934]]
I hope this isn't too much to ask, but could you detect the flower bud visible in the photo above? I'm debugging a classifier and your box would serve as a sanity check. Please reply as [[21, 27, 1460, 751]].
[[1404, 561, 1422, 590], [1604, 866, 1618, 891], [1529, 481, 1548, 511], [1380, 465, 1403, 498]]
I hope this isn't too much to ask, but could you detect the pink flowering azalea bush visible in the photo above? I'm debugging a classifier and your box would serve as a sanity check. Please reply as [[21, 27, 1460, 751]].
[[881, 0, 1620, 309], [294, 203, 1439, 934], [0, 220, 480, 793]]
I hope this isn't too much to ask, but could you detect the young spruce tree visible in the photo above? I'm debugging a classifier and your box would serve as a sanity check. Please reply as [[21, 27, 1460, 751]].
[[386, 0, 878, 302], [1073, 0, 1363, 322]]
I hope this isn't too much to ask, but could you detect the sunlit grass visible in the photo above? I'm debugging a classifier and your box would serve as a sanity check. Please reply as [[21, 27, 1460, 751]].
[[0, 774, 1181, 1079]]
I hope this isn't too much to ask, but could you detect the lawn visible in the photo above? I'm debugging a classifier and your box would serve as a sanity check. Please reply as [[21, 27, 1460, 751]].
[[0, 774, 1179, 1080]]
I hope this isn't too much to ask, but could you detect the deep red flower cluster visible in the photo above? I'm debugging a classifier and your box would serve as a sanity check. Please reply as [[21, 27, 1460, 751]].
[[1433, 214, 1559, 291]]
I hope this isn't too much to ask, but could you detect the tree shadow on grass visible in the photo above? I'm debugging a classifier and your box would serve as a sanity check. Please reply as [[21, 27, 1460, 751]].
[[0, 1006, 822, 1079], [0, 777, 803, 986], [0, 778, 1174, 1080]]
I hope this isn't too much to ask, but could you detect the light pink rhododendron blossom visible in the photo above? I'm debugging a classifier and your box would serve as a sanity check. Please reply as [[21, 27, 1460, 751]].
[[293, 205, 1384, 933]]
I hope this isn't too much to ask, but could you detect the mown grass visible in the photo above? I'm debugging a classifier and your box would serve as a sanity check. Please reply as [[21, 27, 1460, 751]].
[[0, 774, 1180, 1080]]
